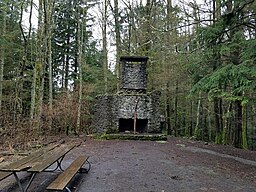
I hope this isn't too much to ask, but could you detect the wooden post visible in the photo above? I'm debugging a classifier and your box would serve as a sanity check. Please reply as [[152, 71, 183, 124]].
[[134, 98, 140, 134], [134, 112, 137, 134]]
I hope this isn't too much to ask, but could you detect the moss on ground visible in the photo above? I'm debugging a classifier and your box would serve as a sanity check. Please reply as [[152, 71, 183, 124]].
[[97, 133, 167, 141]]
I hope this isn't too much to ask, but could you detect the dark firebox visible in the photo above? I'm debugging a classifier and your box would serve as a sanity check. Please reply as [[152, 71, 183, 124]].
[[91, 56, 161, 134]]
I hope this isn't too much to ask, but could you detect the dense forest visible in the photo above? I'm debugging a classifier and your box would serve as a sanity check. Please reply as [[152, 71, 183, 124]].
[[0, 0, 255, 149]]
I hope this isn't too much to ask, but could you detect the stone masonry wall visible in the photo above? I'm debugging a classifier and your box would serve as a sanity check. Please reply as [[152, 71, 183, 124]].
[[120, 62, 147, 91], [91, 91, 161, 133], [90, 95, 115, 133], [148, 91, 161, 133]]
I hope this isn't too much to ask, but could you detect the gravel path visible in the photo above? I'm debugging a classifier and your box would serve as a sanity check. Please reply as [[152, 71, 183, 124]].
[[1, 136, 256, 192]]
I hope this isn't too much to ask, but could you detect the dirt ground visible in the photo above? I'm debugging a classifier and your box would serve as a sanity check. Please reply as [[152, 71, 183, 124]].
[[1, 136, 256, 192]]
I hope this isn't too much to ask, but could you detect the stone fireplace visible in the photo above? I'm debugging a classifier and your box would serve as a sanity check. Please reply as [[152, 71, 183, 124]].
[[91, 56, 161, 134]]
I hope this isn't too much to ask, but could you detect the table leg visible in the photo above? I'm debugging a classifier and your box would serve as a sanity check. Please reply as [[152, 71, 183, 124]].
[[13, 172, 25, 192], [13, 172, 37, 192], [56, 155, 65, 171], [24, 173, 36, 192], [65, 186, 72, 192], [79, 159, 91, 173], [45, 155, 65, 172], [86, 159, 91, 172]]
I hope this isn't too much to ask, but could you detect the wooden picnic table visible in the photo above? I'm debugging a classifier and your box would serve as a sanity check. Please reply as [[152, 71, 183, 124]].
[[0, 143, 81, 192]]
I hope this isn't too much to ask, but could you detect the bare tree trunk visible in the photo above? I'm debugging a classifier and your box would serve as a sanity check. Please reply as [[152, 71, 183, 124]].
[[207, 105, 212, 141], [174, 80, 178, 136], [113, 0, 121, 91], [30, 53, 37, 120], [37, 0, 49, 132], [145, 0, 153, 90], [144, 0, 151, 55], [38, 5, 46, 132], [17, 0, 28, 116], [129, 1, 137, 53], [166, 82, 171, 135], [165, 0, 172, 135], [213, 0, 223, 144], [214, 98, 223, 143], [0, 7, 6, 112], [30, 0, 37, 120], [47, 0, 54, 131], [65, 39, 70, 90], [33, 0, 43, 129], [228, 1, 243, 148], [103, 0, 108, 94], [127, 9, 132, 53], [234, 97, 242, 148], [242, 94, 248, 149], [222, 102, 231, 144], [76, 2, 85, 133], [194, 92, 201, 139], [38, 67, 45, 132]]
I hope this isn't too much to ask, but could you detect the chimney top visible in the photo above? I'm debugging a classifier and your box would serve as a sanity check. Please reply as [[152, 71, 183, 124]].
[[120, 56, 149, 62]]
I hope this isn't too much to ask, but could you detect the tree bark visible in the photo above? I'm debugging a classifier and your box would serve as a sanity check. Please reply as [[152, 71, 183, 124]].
[[37, 0, 44, 131], [30, 54, 37, 120], [113, 0, 121, 91], [17, 0, 28, 116], [76, 2, 85, 133], [228, 1, 243, 148], [28, 0, 34, 118], [65, 36, 70, 90], [213, 0, 223, 144], [37, 0, 49, 132], [234, 98, 242, 148], [144, 0, 151, 55], [166, 82, 171, 135], [165, 0, 172, 135], [32, 0, 43, 124], [0, 6, 6, 112], [47, 0, 54, 130], [207, 105, 212, 141], [64, 1, 71, 91], [194, 92, 201, 139], [214, 98, 223, 143], [174, 80, 178, 136], [242, 96, 248, 149], [222, 102, 231, 145], [103, 0, 108, 94], [146, 0, 154, 90]]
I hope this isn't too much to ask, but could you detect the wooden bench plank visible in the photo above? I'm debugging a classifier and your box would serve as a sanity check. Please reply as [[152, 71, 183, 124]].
[[0, 171, 12, 181], [0, 152, 42, 172], [0, 144, 59, 172], [13, 155, 45, 171], [28, 144, 76, 173], [13, 144, 61, 171], [47, 156, 88, 191]]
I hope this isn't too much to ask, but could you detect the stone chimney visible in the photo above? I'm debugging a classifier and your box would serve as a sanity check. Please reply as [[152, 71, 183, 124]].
[[120, 56, 148, 93], [91, 56, 161, 134]]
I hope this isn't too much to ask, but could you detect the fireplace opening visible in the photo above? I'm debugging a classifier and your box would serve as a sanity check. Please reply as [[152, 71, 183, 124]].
[[119, 118, 148, 133]]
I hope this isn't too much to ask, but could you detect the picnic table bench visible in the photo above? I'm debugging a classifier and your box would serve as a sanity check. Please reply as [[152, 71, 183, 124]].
[[0, 143, 91, 192], [47, 155, 90, 192]]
